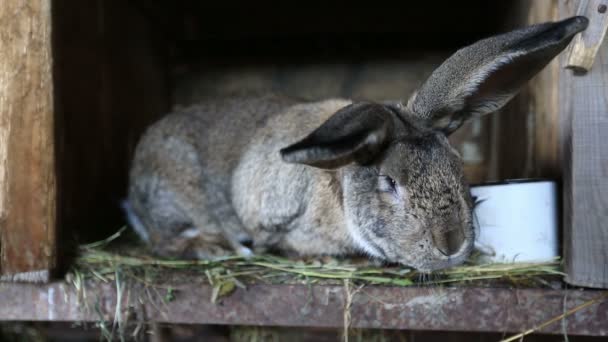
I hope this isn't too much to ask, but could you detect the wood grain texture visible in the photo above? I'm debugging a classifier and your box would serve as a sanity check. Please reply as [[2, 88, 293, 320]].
[[561, 0, 608, 289], [0, 1, 56, 282], [566, 0, 608, 72], [527, 1, 562, 179], [494, 1, 563, 181]]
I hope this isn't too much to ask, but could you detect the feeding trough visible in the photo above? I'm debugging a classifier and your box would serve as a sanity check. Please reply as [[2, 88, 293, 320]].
[[471, 179, 559, 264]]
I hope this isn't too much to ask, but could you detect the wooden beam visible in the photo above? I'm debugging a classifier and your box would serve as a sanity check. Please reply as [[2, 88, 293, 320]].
[[0, 1, 56, 282], [0, 280, 606, 336], [561, 0, 608, 289]]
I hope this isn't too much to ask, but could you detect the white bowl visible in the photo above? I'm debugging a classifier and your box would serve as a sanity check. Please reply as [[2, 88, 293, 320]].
[[470, 179, 559, 263]]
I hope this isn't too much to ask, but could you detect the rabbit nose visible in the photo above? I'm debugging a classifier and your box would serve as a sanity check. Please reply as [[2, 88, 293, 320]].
[[432, 227, 465, 256]]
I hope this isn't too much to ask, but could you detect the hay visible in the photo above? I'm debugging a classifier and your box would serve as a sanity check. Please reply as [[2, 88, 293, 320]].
[[499, 292, 608, 342], [67, 226, 569, 341], [71, 226, 565, 292]]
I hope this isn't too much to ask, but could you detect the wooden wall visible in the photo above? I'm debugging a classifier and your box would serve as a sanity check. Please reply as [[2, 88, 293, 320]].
[[52, 0, 170, 255], [492, 1, 562, 180], [163, 0, 515, 185], [0, 0, 56, 282], [560, 0, 608, 288]]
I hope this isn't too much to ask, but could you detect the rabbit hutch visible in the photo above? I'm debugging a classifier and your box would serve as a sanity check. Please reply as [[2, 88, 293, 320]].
[[1, 0, 607, 340]]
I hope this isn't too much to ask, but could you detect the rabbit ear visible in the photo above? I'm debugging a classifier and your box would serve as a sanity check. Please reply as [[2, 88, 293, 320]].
[[280, 102, 394, 169], [407, 16, 588, 134]]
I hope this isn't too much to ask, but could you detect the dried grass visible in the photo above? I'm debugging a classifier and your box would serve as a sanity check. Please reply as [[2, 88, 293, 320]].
[[72, 226, 565, 294], [66, 226, 575, 342]]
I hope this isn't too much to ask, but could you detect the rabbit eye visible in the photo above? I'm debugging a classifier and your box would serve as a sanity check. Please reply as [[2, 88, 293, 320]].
[[380, 175, 397, 193]]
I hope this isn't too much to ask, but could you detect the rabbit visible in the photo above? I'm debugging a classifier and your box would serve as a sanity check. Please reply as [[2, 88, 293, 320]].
[[124, 16, 588, 272]]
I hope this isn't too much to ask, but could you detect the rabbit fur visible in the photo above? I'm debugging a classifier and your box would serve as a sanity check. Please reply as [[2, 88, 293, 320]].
[[124, 16, 587, 271]]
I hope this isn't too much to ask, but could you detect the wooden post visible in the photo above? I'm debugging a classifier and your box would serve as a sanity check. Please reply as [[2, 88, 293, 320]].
[[0, 1, 56, 282], [561, 0, 608, 288]]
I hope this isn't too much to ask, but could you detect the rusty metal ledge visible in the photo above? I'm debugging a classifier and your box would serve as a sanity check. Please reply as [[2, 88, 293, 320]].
[[0, 280, 606, 336]]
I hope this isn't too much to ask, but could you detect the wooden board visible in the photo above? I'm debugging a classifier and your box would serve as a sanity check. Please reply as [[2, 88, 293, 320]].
[[0, 280, 606, 336], [561, 0, 608, 288], [0, 1, 56, 282]]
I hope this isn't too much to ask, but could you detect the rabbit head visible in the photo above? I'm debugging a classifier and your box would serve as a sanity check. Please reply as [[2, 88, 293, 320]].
[[280, 16, 588, 271]]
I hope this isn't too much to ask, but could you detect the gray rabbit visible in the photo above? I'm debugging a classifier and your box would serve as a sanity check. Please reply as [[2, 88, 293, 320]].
[[124, 16, 587, 271]]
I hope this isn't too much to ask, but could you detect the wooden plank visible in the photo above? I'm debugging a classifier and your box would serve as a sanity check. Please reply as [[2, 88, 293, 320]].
[[0, 280, 606, 336], [0, 1, 56, 282], [561, 0, 608, 289], [565, 0, 608, 72]]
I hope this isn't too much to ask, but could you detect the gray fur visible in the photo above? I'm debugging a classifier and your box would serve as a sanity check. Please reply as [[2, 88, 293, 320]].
[[408, 16, 589, 134], [126, 17, 587, 271]]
